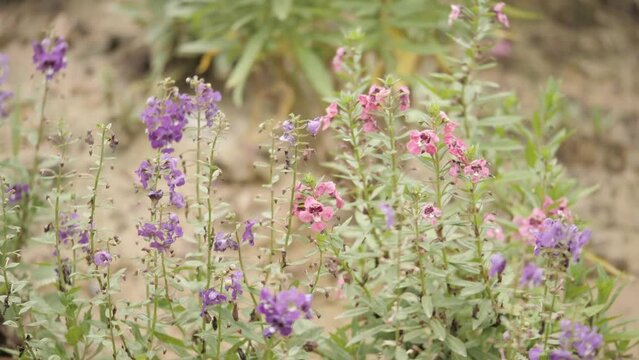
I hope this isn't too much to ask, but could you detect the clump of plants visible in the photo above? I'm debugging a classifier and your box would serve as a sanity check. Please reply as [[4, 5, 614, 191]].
[[0, 1, 637, 359]]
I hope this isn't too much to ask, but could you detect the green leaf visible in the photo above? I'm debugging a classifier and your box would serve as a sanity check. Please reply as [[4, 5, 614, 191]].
[[153, 331, 186, 348], [525, 140, 537, 168], [66, 326, 83, 346], [477, 115, 522, 127], [226, 29, 269, 99], [421, 295, 433, 318], [445, 335, 467, 357], [292, 42, 334, 97], [430, 319, 446, 341], [272, 0, 293, 20]]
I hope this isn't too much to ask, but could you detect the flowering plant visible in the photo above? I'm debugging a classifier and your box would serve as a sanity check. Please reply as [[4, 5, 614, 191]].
[[0, 2, 637, 360]]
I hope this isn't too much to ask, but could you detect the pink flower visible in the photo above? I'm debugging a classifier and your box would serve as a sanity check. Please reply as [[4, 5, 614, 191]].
[[421, 203, 442, 224], [491, 39, 512, 58], [358, 85, 390, 132], [492, 2, 510, 28], [315, 181, 345, 209], [543, 196, 573, 223], [332, 47, 346, 72], [320, 102, 339, 130], [398, 86, 410, 111], [464, 159, 490, 183], [449, 160, 462, 178], [448, 4, 461, 26], [297, 197, 334, 232], [514, 208, 546, 244], [484, 213, 505, 241], [407, 129, 439, 156], [445, 135, 467, 162]]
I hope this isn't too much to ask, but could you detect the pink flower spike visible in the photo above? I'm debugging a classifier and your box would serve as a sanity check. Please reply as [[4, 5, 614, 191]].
[[448, 4, 461, 26], [492, 2, 510, 28], [332, 47, 346, 72], [421, 203, 442, 225], [464, 159, 490, 183]]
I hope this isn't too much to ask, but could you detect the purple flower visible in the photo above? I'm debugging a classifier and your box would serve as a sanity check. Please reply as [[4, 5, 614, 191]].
[[549, 349, 573, 360], [528, 345, 542, 360], [533, 219, 591, 262], [242, 220, 256, 246], [307, 118, 321, 136], [557, 320, 603, 360], [214, 232, 238, 252], [6, 183, 29, 205], [194, 82, 222, 126], [161, 154, 186, 208], [379, 203, 395, 229], [94, 251, 112, 267], [141, 94, 194, 150], [32, 37, 68, 79], [520, 263, 544, 287], [58, 212, 80, 244], [225, 271, 243, 301], [257, 287, 313, 338], [135, 160, 154, 190], [199, 288, 227, 316], [78, 230, 89, 251], [489, 253, 506, 277], [138, 213, 182, 251], [279, 120, 295, 145]]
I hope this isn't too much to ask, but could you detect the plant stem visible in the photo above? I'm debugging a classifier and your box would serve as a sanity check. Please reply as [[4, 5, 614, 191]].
[[281, 117, 299, 270], [88, 125, 108, 257], [16, 78, 49, 250]]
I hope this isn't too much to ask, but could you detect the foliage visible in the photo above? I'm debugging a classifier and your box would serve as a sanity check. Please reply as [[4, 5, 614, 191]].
[[0, 1, 637, 359]]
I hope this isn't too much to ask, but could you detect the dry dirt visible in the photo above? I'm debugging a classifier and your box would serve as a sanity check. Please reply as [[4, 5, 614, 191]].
[[1, 0, 638, 354]]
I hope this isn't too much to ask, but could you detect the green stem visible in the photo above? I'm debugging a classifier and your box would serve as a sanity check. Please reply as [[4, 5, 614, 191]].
[[281, 117, 299, 270], [88, 125, 108, 257], [16, 78, 49, 250]]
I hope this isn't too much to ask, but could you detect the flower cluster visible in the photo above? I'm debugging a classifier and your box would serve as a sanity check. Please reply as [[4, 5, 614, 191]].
[[135, 154, 186, 208], [257, 288, 313, 338], [224, 271, 243, 300], [533, 320, 603, 360], [141, 93, 194, 150], [514, 196, 573, 244], [58, 212, 81, 244], [137, 213, 183, 251], [32, 37, 68, 79], [294, 181, 344, 232], [358, 85, 390, 132], [194, 82, 222, 127], [0, 54, 12, 118], [407, 129, 439, 156], [533, 218, 591, 262], [279, 120, 295, 145]]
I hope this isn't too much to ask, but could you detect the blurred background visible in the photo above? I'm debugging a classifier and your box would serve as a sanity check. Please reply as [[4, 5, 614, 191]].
[[0, 0, 638, 338]]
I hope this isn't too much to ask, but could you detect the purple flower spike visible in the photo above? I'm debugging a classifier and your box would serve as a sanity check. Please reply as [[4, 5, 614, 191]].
[[279, 120, 295, 145], [489, 253, 506, 278], [195, 82, 222, 126], [32, 37, 68, 79], [257, 287, 312, 338], [138, 213, 182, 251], [556, 320, 603, 360], [242, 220, 256, 246], [94, 251, 112, 267], [141, 94, 194, 150]]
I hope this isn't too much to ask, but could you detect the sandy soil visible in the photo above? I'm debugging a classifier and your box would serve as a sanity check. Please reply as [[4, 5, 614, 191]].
[[1, 0, 638, 353]]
